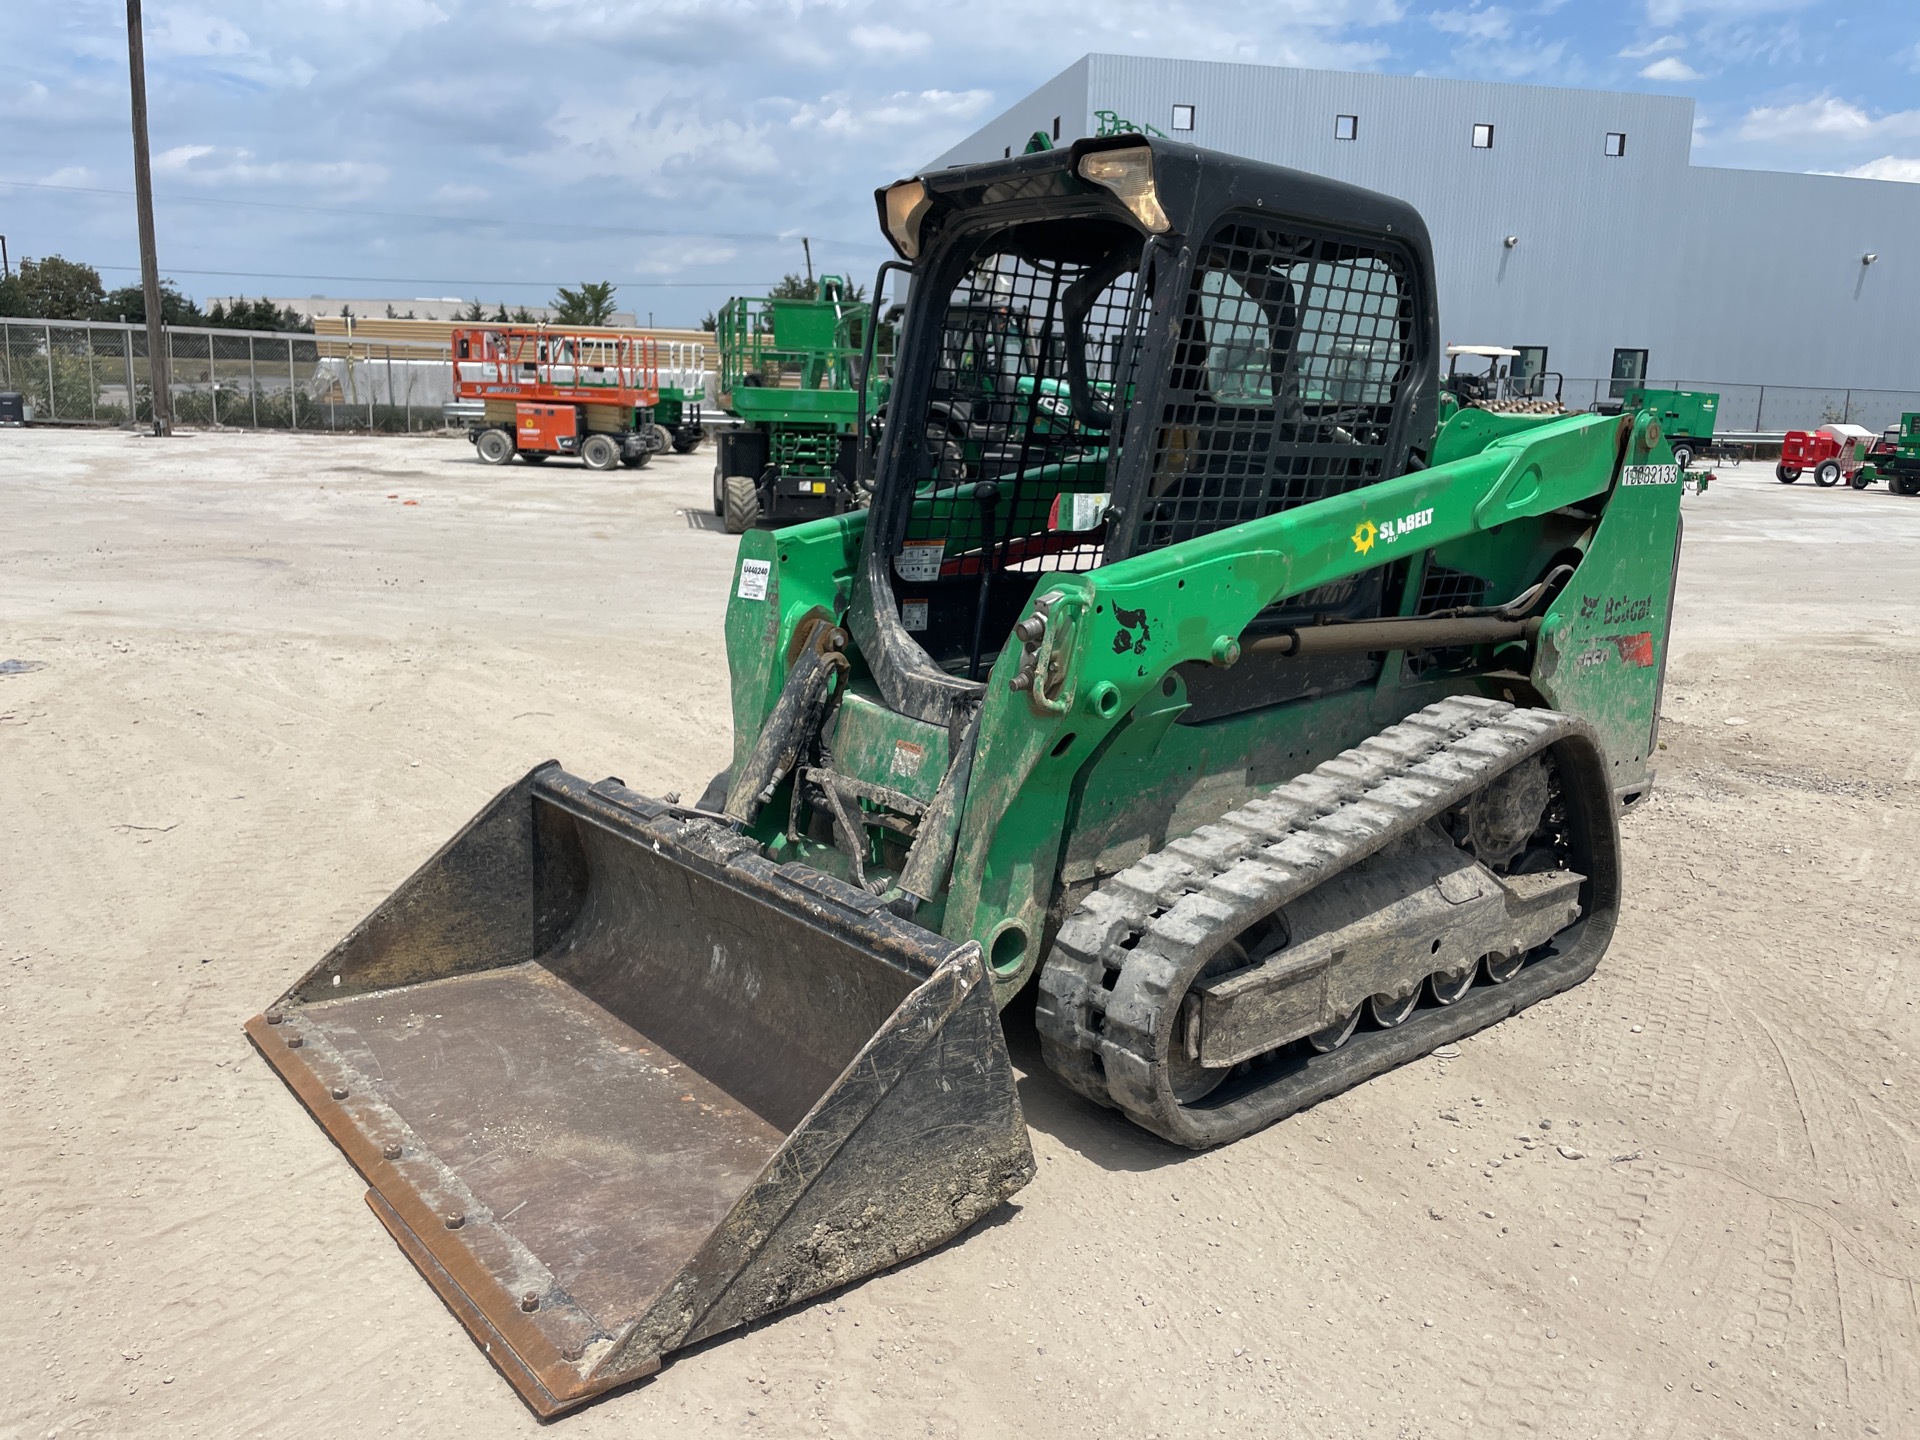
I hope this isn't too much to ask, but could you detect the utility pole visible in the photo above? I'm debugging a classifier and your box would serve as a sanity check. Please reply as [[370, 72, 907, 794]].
[[126, 0, 172, 436], [801, 236, 813, 294], [1, 235, 10, 280]]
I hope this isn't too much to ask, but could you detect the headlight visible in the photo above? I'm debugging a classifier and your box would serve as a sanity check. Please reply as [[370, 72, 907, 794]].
[[881, 179, 933, 260], [1077, 145, 1170, 233]]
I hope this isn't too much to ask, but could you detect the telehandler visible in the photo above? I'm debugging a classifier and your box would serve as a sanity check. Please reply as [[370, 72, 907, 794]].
[[251, 136, 1684, 1415]]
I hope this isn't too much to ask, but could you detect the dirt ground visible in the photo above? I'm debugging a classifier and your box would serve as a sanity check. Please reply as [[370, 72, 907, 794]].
[[3, 429, 1916, 1440]]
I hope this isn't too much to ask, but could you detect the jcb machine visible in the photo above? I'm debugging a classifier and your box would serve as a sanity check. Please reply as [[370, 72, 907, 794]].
[[251, 138, 1684, 1414], [455, 325, 663, 470]]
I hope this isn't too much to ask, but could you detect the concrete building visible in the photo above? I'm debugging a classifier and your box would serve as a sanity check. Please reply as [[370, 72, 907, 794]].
[[933, 55, 1920, 429]]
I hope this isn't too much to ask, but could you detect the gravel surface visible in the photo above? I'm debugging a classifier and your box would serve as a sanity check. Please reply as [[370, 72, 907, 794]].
[[3, 429, 1916, 1438]]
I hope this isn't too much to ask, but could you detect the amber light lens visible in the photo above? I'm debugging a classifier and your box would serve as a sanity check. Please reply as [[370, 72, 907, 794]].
[[1077, 146, 1170, 233], [882, 179, 933, 260]]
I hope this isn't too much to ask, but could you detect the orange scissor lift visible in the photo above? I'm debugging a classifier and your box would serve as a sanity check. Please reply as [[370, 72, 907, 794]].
[[454, 326, 665, 470]]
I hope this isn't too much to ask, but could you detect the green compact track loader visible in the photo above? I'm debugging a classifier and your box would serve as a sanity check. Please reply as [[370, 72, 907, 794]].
[[250, 137, 1685, 1415]]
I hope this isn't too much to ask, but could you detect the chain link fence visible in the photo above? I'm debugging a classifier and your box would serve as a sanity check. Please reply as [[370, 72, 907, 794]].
[[7, 321, 1918, 441], [0, 318, 455, 432], [1556, 378, 1920, 435]]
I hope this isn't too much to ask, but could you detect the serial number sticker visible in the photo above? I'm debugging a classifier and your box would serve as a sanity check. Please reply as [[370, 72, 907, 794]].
[[894, 541, 945, 583], [900, 598, 929, 632], [736, 559, 771, 601], [890, 740, 926, 778], [1621, 464, 1681, 487], [1058, 491, 1110, 532]]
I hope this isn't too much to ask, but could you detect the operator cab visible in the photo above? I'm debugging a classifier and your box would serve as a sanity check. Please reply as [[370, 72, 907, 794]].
[[1441, 344, 1519, 405], [853, 137, 1437, 728]]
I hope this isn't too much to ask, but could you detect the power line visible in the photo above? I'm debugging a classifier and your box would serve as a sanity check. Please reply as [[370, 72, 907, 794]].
[[0, 177, 884, 250], [87, 262, 777, 290]]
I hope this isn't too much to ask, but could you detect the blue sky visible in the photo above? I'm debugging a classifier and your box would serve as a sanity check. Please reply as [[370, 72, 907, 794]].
[[3, 0, 1916, 324]]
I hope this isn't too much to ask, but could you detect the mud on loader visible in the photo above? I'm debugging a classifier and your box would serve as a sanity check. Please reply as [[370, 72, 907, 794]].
[[249, 137, 1684, 1415]]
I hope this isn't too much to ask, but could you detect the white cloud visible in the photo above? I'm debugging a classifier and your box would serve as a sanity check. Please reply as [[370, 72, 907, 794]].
[[154, 144, 387, 189], [148, 6, 253, 57], [430, 182, 490, 204], [1618, 33, 1685, 58], [790, 89, 994, 140], [538, 99, 787, 193], [155, 144, 217, 169], [1827, 155, 1920, 183], [311, 0, 449, 25], [1639, 56, 1702, 81], [1737, 95, 1920, 144], [145, 6, 317, 85], [1645, 0, 1808, 24], [849, 24, 931, 58], [1429, 6, 1512, 40], [40, 166, 96, 187], [632, 244, 739, 276]]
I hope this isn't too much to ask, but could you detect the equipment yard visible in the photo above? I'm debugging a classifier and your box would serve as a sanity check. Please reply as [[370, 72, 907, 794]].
[[4, 428, 1919, 1438]]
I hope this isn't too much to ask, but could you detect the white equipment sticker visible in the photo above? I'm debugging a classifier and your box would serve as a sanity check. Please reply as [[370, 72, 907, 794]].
[[1621, 464, 1681, 487], [890, 740, 926, 778], [894, 541, 945, 583], [900, 598, 929, 631], [736, 559, 771, 600], [1061, 492, 1110, 532]]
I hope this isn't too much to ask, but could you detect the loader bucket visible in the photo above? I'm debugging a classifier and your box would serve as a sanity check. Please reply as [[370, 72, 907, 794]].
[[246, 764, 1034, 1417]]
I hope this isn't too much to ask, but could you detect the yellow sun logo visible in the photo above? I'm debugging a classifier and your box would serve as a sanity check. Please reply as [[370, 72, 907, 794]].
[[1351, 520, 1377, 555]]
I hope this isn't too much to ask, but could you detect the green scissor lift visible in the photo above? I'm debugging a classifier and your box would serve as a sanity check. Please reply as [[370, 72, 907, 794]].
[[710, 275, 890, 532], [652, 340, 710, 454]]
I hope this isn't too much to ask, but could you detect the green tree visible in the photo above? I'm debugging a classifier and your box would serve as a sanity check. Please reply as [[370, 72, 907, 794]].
[[0, 255, 107, 319], [492, 303, 511, 323], [551, 280, 618, 325], [204, 296, 311, 332], [511, 306, 535, 323], [103, 281, 206, 326], [699, 310, 717, 331], [764, 273, 867, 304], [460, 298, 487, 322]]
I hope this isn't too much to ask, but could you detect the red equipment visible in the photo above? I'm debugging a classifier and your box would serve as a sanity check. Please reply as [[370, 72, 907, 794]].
[[514, 402, 581, 456], [453, 326, 664, 470], [1775, 423, 1875, 488]]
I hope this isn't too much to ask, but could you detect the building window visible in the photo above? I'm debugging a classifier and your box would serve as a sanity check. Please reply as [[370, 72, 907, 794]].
[[1335, 113, 1359, 141], [1604, 131, 1627, 157], [1171, 104, 1195, 132], [1471, 123, 1495, 149], [1052, 116, 1061, 141], [1609, 347, 1648, 400]]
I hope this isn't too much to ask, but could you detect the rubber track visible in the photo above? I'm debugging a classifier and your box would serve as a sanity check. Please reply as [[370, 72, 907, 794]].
[[1034, 695, 1619, 1148]]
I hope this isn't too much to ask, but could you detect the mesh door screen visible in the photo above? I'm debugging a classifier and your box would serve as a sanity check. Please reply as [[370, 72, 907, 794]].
[[1134, 217, 1413, 553], [890, 223, 1147, 675]]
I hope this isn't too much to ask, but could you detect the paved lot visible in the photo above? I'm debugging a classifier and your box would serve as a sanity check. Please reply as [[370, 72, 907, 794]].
[[3, 430, 1917, 1438]]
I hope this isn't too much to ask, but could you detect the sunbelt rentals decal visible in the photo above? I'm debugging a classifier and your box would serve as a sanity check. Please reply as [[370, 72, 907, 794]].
[[1351, 507, 1434, 556]]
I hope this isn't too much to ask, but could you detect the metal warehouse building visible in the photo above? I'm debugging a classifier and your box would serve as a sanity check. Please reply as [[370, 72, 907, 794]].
[[933, 54, 1920, 431]]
